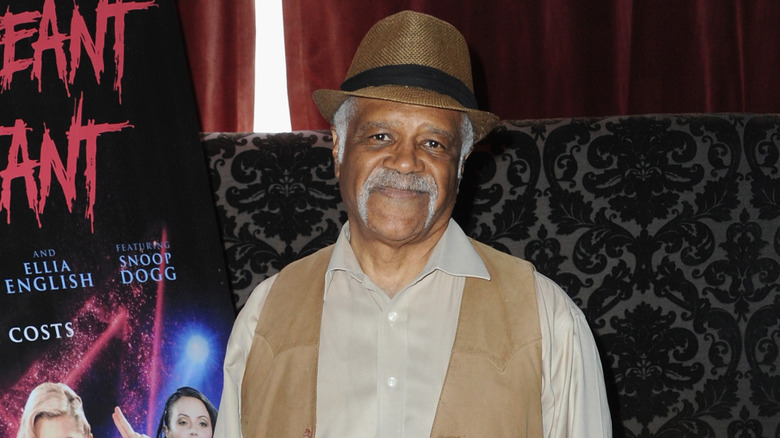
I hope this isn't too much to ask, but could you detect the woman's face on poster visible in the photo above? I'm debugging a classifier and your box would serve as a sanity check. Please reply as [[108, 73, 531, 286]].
[[34, 414, 91, 438], [163, 396, 212, 438]]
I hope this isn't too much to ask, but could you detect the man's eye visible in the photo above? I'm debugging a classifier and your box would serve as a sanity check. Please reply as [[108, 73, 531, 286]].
[[370, 133, 390, 141], [425, 140, 444, 149]]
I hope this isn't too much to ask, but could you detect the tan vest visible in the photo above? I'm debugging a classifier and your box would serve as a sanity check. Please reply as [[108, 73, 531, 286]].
[[241, 239, 543, 437]]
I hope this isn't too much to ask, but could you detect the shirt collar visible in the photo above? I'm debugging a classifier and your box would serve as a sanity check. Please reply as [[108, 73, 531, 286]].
[[324, 219, 490, 296]]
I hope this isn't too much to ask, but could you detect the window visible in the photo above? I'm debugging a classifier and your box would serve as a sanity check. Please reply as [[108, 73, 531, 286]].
[[254, 0, 291, 132]]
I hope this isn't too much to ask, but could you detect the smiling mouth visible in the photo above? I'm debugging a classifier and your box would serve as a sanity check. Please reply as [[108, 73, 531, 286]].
[[374, 186, 429, 198], [358, 168, 441, 226]]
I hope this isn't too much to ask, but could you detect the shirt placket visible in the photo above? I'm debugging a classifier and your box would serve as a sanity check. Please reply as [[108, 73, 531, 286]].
[[376, 296, 408, 438]]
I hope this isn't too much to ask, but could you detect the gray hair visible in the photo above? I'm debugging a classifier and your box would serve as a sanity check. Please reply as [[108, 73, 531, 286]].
[[333, 97, 357, 164], [332, 97, 475, 177]]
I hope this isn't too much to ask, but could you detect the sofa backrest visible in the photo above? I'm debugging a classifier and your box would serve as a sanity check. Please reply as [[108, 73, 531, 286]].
[[203, 114, 780, 436]]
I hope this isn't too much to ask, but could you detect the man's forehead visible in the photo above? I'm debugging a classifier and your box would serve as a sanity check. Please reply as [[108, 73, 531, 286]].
[[351, 98, 464, 132]]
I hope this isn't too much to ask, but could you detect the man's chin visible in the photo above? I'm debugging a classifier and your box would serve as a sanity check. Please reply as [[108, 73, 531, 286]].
[[360, 191, 431, 219], [359, 213, 443, 243]]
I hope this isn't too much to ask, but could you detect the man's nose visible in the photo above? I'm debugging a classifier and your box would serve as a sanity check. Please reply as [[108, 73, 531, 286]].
[[384, 139, 423, 174]]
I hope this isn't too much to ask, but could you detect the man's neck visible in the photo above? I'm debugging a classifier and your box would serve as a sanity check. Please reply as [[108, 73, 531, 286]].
[[348, 222, 448, 298]]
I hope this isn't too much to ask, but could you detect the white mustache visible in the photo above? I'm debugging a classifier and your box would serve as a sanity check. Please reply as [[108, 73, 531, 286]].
[[363, 168, 437, 195], [357, 168, 439, 228]]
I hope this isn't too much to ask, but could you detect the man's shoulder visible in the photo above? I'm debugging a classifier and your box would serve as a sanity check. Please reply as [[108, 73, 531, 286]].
[[466, 238, 581, 318], [534, 271, 589, 332], [278, 244, 337, 275], [468, 238, 534, 271], [240, 244, 336, 317]]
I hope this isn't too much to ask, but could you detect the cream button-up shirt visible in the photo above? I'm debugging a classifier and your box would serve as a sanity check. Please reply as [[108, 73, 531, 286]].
[[215, 220, 612, 437]]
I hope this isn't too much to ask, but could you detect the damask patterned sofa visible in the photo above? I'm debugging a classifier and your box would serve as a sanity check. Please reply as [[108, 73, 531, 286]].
[[202, 114, 780, 437]]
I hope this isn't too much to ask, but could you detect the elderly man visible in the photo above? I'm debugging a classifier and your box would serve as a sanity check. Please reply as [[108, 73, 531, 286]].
[[215, 10, 611, 438]]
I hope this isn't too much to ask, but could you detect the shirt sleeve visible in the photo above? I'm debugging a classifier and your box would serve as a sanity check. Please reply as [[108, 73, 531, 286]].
[[214, 275, 277, 438], [536, 272, 612, 438]]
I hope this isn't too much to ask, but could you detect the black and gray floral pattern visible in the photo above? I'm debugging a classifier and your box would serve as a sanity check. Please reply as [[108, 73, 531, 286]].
[[202, 114, 780, 437]]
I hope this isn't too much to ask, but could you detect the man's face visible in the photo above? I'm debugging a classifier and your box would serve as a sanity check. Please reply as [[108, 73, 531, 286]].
[[333, 98, 465, 245]]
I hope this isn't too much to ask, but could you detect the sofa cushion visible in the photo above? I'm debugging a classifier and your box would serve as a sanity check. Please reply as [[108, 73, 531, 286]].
[[203, 114, 780, 436]]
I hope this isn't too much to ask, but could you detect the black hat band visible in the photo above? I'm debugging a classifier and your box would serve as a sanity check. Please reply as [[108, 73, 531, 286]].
[[340, 64, 478, 110]]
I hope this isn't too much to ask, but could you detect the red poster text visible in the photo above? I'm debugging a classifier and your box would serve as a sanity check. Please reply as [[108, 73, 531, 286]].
[[0, 95, 132, 231], [0, 0, 157, 100]]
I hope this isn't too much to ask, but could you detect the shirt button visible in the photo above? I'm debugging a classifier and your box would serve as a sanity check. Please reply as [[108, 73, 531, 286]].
[[387, 311, 398, 325], [387, 377, 398, 388]]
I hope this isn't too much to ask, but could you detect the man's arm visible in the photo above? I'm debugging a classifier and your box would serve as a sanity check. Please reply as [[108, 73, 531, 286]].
[[536, 273, 612, 438], [214, 276, 277, 438]]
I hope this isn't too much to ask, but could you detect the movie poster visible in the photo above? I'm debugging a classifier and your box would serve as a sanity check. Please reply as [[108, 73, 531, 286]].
[[0, 1, 235, 436]]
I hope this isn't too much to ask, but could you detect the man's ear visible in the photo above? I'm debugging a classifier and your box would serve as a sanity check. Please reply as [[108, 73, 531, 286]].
[[331, 127, 341, 178]]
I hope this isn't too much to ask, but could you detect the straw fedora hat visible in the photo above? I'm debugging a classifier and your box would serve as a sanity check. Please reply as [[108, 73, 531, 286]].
[[313, 10, 499, 142]]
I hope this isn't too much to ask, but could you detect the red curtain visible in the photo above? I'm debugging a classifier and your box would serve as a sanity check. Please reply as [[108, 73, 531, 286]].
[[283, 0, 780, 131], [176, 0, 255, 132]]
